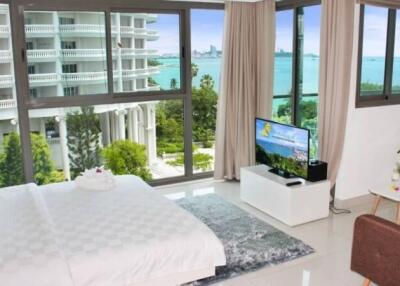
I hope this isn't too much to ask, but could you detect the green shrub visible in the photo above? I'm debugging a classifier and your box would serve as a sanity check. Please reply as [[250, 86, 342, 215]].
[[102, 140, 152, 181], [167, 152, 213, 172]]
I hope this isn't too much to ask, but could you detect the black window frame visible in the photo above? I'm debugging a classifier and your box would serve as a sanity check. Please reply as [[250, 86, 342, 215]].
[[356, 4, 400, 108], [7, 0, 224, 187], [275, 0, 321, 126]]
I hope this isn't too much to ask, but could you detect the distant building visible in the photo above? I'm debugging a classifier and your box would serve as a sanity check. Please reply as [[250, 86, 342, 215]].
[[0, 6, 163, 180], [210, 45, 217, 58]]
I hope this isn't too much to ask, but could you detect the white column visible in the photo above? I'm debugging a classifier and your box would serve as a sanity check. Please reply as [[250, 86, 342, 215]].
[[59, 117, 71, 181], [118, 110, 126, 140], [100, 112, 111, 146], [132, 107, 139, 142], [127, 109, 133, 141], [52, 12, 63, 97], [110, 112, 117, 141], [144, 104, 156, 164]]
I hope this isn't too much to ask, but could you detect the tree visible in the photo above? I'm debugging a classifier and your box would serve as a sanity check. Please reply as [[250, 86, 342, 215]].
[[67, 106, 101, 178], [192, 86, 218, 145], [170, 78, 178, 90], [102, 140, 152, 181], [191, 63, 199, 78], [31, 133, 61, 185], [0, 132, 63, 187], [200, 74, 214, 89], [0, 132, 24, 187]]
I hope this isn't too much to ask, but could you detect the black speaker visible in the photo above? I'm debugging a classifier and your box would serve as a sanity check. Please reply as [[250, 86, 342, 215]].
[[308, 160, 328, 182]]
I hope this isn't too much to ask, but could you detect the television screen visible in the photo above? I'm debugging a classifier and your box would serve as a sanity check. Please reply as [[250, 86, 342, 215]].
[[255, 118, 309, 179]]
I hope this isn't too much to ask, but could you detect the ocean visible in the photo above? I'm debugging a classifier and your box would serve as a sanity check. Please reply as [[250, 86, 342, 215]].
[[154, 56, 395, 102]]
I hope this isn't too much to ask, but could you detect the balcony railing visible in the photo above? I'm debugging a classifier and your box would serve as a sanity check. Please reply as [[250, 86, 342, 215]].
[[61, 71, 107, 82], [60, 49, 106, 59], [27, 49, 57, 60], [25, 25, 55, 34], [0, 99, 16, 109], [0, 25, 9, 34], [0, 50, 11, 61], [29, 73, 58, 83], [0, 75, 13, 88], [59, 24, 105, 34]]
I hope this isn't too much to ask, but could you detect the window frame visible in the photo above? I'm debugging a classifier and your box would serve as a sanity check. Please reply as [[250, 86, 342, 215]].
[[8, 0, 224, 186], [356, 4, 400, 108], [275, 0, 321, 126]]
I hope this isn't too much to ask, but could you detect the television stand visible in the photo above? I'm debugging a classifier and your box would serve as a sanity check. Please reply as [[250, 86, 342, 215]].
[[240, 164, 330, 226], [268, 168, 295, 179]]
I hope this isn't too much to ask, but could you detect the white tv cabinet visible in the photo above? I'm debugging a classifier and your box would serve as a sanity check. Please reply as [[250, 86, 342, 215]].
[[240, 165, 331, 227]]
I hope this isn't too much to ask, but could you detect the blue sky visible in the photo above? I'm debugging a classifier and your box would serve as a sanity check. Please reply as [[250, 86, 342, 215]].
[[276, 5, 321, 55], [147, 10, 224, 55]]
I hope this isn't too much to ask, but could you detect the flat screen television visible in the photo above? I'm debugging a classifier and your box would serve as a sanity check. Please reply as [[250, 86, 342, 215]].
[[255, 118, 310, 179]]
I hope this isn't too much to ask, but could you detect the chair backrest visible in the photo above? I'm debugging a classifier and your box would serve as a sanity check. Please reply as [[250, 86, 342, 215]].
[[351, 214, 400, 286]]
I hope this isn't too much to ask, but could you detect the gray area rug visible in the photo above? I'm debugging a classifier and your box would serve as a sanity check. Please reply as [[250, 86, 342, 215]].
[[176, 194, 314, 285]]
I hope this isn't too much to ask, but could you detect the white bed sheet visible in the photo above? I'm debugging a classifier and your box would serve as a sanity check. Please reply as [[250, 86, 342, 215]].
[[0, 183, 74, 286], [35, 175, 226, 286]]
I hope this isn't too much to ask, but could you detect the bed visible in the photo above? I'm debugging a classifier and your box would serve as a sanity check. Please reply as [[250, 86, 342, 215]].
[[0, 175, 226, 286]]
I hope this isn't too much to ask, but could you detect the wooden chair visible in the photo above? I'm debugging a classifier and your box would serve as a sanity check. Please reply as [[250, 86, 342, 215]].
[[351, 214, 400, 286]]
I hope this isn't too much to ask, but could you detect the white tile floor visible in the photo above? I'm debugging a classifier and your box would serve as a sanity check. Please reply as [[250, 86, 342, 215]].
[[155, 179, 398, 286]]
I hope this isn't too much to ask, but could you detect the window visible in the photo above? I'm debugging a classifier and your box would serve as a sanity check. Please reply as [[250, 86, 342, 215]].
[[62, 64, 77, 73], [24, 11, 108, 99], [273, 9, 294, 125], [61, 41, 76, 49], [59, 17, 75, 25], [63, 86, 79, 96], [357, 5, 400, 106], [0, 4, 24, 188], [28, 100, 185, 183], [134, 18, 144, 28], [273, 3, 321, 158], [28, 65, 36, 74], [5, 1, 224, 187], [26, 42, 34, 50], [30, 88, 38, 98], [111, 12, 181, 93], [191, 9, 224, 173]]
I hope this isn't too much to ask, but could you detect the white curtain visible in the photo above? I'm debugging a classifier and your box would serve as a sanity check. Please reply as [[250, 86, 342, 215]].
[[318, 0, 356, 185], [214, 0, 275, 180]]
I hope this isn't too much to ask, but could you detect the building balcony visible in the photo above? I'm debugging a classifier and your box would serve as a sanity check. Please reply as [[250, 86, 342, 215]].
[[114, 67, 159, 79], [0, 99, 16, 109], [61, 71, 107, 84], [0, 75, 13, 88], [59, 24, 105, 37], [0, 25, 9, 37], [27, 49, 58, 62], [25, 25, 55, 37], [0, 50, 11, 63], [29, 73, 59, 87], [60, 49, 106, 61], [137, 85, 160, 92]]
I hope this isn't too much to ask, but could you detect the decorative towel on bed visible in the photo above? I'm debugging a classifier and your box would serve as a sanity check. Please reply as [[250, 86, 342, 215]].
[[75, 168, 116, 191]]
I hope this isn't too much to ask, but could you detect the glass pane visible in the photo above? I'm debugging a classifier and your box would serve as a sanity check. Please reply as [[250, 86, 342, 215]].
[[24, 11, 108, 98], [28, 100, 184, 184], [0, 4, 24, 188], [111, 13, 180, 93], [273, 10, 293, 124], [191, 9, 224, 173], [392, 10, 400, 93], [360, 6, 388, 96], [297, 5, 321, 159]]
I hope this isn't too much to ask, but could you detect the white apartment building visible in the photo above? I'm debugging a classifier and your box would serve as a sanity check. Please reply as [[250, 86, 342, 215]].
[[0, 5, 165, 180]]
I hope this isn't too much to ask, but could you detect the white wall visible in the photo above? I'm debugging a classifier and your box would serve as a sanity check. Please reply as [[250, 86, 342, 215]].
[[335, 5, 400, 200]]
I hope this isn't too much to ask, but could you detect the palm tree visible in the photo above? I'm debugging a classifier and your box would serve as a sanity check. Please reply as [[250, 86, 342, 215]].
[[200, 74, 214, 89], [170, 78, 178, 90], [191, 63, 199, 78]]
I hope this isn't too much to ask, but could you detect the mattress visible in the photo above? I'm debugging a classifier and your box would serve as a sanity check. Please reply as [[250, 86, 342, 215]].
[[0, 176, 226, 286]]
